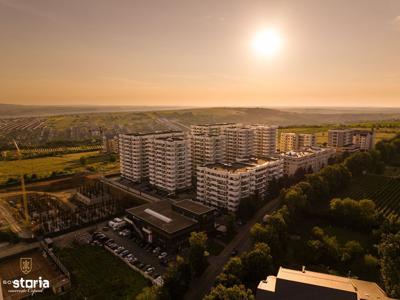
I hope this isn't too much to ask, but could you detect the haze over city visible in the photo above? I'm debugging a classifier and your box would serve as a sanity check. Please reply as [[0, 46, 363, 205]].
[[1, 0, 400, 107]]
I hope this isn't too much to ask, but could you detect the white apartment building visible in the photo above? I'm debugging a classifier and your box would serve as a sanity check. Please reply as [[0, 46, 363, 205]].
[[298, 133, 316, 148], [148, 136, 192, 194], [328, 129, 354, 147], [279, 133, 316, 152], [225, 126, 255, 162], [119, 131, 184, 182], [281, 147, 335, 176], [190, 134, 226, 172], [190, 123, 239, 135], [252, 125, 279, 157], [352, 130, 375, 151], [196, 158, 284, 212]]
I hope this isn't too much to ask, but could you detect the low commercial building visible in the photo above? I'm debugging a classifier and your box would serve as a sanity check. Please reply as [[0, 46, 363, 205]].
[[196, 157, 284, 212], [125, 200, 215, 250], [119, 131, 184, 183], [148, 136, 192, 194], [256, 267, 394, 300], [281, 147, 335, 176]]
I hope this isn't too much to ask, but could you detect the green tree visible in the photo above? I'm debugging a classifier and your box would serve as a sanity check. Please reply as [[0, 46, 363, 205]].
[[136, 286, 160, 300], [188, 231, 208, 276], [250, 223, 269, 244], [241, 243, 273, 284], [204, 284, 254, 300], [378, 232, 400, 298], [159, 256, 191, 300]]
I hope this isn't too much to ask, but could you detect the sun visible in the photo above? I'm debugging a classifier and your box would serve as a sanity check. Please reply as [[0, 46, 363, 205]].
[[251, 28, 283, 58]]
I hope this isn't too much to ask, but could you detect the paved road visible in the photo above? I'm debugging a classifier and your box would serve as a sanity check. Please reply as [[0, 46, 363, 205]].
[[185, 197, 281, 300]]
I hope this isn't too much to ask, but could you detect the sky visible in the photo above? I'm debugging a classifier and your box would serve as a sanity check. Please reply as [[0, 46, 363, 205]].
[[0, 0, 399, 107]]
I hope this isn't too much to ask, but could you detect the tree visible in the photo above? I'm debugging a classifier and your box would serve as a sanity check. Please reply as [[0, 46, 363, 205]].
[[341, 240, 364, 262], [250, 223, 269, 244], [188, 231, 208, 276], [137, 286, 160, 300], [241, 243, 273, 284], [282, 186, 308, 215], [159, 256, 191, 300], [204, 284, 254, 300], [378, 232, 400, 298], [222, 257, 244, 281]]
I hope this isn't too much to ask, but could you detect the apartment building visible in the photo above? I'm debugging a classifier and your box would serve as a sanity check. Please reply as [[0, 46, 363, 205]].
[[225, 126, 255, 162], [281, 147, 335, 176], [328, 129, 354, 147], [279, 133, 316, 152], [148, 136, 192, 194], [102, 135, 119, 154], [196, 157, 284, 212], [190, 123, 238, 135], [119, 131, 184, 182], [279, 133, 298, 152], [256, 267, 394, 300], [298, 133, 316, 148], [252, 125, 279, 157], [352, 129, 375, 151], [190, 134, 226, 173]]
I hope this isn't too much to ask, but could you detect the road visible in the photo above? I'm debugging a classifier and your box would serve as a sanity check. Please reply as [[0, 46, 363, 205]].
[[184, 197, 281, 300]]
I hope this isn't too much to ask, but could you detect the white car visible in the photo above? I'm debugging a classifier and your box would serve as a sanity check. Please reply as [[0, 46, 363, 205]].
[[158, 252, 167, 259]]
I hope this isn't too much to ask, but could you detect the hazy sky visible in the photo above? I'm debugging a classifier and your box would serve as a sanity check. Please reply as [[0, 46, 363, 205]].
[[1, 0, 399, 107]]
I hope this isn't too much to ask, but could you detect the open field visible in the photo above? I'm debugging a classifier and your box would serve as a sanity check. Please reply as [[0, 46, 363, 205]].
[[0, 151, 119, 185], [337, 174, 400, 217], [48, 245, 149, 299]]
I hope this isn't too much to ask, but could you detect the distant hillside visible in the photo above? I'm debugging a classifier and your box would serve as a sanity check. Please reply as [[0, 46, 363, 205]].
[[0, 103, 190, 118], [1, 106, 400, 149]]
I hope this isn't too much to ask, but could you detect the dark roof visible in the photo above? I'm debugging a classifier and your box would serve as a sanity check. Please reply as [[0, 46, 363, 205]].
[[173, 199, 215, 215], [126, 201, 197, 234]]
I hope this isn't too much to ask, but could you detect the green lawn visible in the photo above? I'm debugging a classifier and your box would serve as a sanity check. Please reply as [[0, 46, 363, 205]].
[[0, 151, 119, 184], [51, 245, 149, 300]]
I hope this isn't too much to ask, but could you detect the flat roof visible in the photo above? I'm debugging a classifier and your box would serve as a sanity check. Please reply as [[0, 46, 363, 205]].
[[277, 267, 356, 293], [155, 136, 185, 141], [173, 199, 215, 215], [126, 201, 197, 234], [270, 267, 394, 299], [203, 157, 281, 173]]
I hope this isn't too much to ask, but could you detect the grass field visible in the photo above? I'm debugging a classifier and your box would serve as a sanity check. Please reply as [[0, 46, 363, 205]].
[[52, 245, 149, 299], [337, 174, 400, 216], [0, 151, 119, 184]]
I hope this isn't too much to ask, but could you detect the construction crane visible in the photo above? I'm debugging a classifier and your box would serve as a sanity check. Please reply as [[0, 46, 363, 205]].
[[13, 140, 30, 226]]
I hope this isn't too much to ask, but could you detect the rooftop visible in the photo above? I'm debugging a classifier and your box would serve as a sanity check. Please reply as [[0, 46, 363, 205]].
[[173, 199, 215, 215], [126, 201, 197, 234], [257, 267, 394, 300], [203, 157, 281, 173], [121, 130, 183, 137], [191, 123, 237, 127]]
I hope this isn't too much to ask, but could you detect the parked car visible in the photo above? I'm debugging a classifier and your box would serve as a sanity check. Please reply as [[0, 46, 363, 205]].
[[152, 247, 161, 254], [158, 252, 167, 259]]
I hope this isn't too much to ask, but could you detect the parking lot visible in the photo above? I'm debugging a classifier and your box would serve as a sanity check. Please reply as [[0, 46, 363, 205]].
[[90, 218, 169, 283]]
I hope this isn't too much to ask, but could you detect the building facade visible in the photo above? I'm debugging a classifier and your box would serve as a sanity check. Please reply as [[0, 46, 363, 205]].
[[328, 129, 354, 148], [190, 134, 226, 174], [252, 125, 279, 157], [119, 131, 184, 183], [148, 136, 192, 193], [281, 147, 335, 176], [196, 158, 284, 212], [352, 129, 375, 151], [279, 133, 316, 152], [190, 123, 239, 135], [225, 126, 255, 162]]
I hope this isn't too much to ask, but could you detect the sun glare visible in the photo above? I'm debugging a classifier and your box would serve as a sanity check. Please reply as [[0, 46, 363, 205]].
[[251, 28, 283, 59]]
